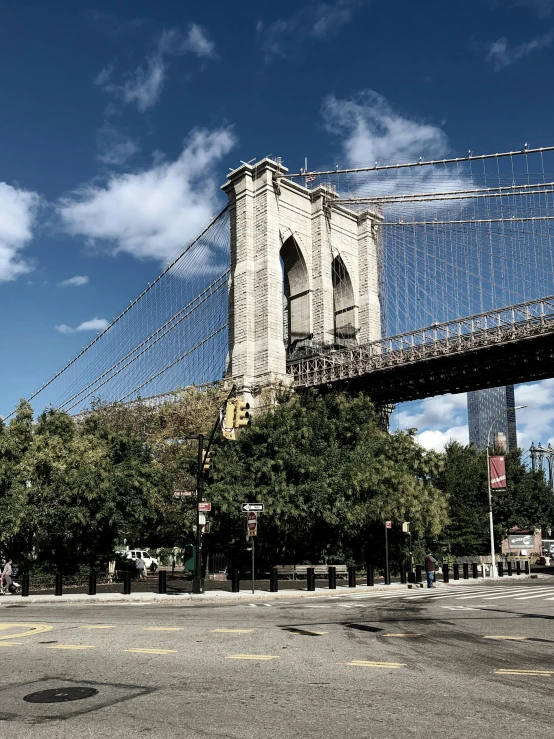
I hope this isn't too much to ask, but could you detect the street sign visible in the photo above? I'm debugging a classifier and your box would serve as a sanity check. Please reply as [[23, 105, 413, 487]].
[[199, 513, 206, 525], [174, 490, 194, 498], [242, 503, 264, 512], [198, 502, 211, 512], [247, 511, 257, 537], [386, 521, 392, 529]]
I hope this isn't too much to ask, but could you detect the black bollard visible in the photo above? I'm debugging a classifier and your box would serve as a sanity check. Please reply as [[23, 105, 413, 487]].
[[270, 568, 279, 592], [231, 569, 240, 593], [442, 563, 449, 584], [463, 563, 469, 580], [307, 567, 315, 591], [88, 570, 97, 596], [416, 564, 423, 584], [384, 566, 391, 585], [408, 571, 416, 584], [55, 572, 63, 597], [472, 563, 478, 579], [400, 569, 407, 585], [123, 571, 132, 595], [516, 560, 521, 576], [21, 574, 29, 597], [366, 566, 374, 587], [453, 563, 460, 580], [328, 566, 337, 590], [158, 570, 167, 595], [524, 561, 530, 575], [348, 566, 356, 588], [507, 561, 513, 577], [498, 561, 504, 577]]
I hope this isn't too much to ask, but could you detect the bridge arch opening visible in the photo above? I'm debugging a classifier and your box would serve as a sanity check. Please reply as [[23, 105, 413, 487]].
[[332, 254, 357, 345], [280, 236, 311, 354]]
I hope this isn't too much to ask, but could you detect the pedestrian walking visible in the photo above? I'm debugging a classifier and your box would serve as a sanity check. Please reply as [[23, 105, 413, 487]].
[[135, 555, 146, 580], [424, 550, 438, 588], [2, 559, 13, 593]]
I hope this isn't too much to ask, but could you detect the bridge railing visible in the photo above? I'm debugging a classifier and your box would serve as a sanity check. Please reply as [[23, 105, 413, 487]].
[[287, 295, 554, 388]]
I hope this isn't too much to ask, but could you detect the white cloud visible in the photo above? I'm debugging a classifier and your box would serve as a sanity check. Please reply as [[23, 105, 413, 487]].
[[56, 317, 109, 334], [58, 126, 235, 263], [95, 24, 216, 112], [486, 29, 554, 70], [97, 123, 140, 166], [57, 275, 89, 287], [259, 1, 362, 60], [0, 182, 40, 282], [417, 426, 469, 453], [515, 379, 554, 449], [396, 393, 468, 431]]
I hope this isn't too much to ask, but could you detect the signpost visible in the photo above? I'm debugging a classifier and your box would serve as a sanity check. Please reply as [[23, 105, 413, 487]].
[[246, 510, 258, 594], [384, 521, 392, 585], [242, 503, 264, 512], [198, 502, 211, 512], [173, 490, 194, 498]]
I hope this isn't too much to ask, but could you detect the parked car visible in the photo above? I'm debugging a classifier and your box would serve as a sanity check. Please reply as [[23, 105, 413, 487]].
[[117, 550, 159, 572]]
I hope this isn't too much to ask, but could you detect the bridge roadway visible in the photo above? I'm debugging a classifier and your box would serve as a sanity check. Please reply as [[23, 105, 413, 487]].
[[287, 294, 554, 403]]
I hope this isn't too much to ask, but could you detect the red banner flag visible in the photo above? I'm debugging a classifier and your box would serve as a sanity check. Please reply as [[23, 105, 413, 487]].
[[490, 455, 507, 489]]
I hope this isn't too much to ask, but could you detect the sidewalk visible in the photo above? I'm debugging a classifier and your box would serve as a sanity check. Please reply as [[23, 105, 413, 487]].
[[0, 574, 535, 606]]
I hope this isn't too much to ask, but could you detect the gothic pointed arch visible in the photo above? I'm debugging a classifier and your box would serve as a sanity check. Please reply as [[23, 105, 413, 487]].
[[280, 235, 311, 353], [332, 254, 357, 345]]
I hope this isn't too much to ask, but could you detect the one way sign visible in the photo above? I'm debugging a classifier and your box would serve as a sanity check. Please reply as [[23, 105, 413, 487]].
[[242, 503, 264, 512]]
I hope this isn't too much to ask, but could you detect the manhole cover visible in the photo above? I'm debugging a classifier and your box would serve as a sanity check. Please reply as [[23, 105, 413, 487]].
[[23, 687, 98, 704]]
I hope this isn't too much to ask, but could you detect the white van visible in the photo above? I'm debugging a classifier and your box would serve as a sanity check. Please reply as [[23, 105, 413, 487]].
[[118, 550, 159, 572]]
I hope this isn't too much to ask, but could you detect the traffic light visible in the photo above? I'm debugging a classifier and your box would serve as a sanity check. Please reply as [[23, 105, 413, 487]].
[[202, 449, 212, 472], [402, 521, 410, 534], [221, 400, 236, 440], [235, 400, 250, 428]]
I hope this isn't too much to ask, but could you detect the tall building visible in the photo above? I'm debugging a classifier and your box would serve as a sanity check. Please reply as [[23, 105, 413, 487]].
[[467, 385, 518, 451]]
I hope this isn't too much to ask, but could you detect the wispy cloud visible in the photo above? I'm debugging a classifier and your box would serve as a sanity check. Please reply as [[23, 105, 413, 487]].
[[96, 122, 140, 166], [56, 317, 109, 334], [95, 23, 216, 112], [58, 126, 235, 264], [486, 29, 554, 70], [57, 275, 89, 287], [0, 182, 41, 282], [258, 0, 363, 61]]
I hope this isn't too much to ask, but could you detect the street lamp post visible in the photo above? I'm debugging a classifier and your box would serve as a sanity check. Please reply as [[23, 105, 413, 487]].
[[486, 404, 527, 578]]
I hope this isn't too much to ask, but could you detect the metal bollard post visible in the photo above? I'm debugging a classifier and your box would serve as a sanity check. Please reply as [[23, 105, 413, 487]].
[[123, 571, 132, 595], [384, 566, 391, 585], [498, 561, 504, 577], [472, 563, 478, 579], [22, 574, 29, 597], [415, 564, 423, 584], [516, 560, 521, 576], [348, 566, 357, 588], [463, 563, 469, 579], [88, 570, 97, 596], [55, 572, 63, 597], [328, 566, 337, 590], [453, 564, 460, 580], [524, 561, 530, 575], [307, 567, 315, 591], [400, 569, 407, 584], [158, 570, 167, 594], [231, 569, 240, 593], [442, 564, 449, 584], [366, 566, 374, 587], [507, 561, 513, 576], [270, 568, 279, 592]]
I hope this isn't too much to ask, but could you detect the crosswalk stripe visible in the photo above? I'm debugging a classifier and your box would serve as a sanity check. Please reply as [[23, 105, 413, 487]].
[[513, 590, 554, 600]]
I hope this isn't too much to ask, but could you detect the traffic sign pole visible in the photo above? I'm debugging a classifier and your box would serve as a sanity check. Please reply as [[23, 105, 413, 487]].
[[251, 536, 255, 595], [385, 521, 391, 585]]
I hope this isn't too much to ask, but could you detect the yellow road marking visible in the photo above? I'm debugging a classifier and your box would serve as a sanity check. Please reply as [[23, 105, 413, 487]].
[[81, 625, 116, 630], [143, 627, 184, 632], [347, 660, 406, 668], [226, 654, 280, 661], [289, 629, 328, 636], [211, 629, 254, 633], [495, 669, 554, 675], [47, 645, 96, 650], [0, 642, 23, 646], [0, 624, 53, 641], [382, 634, 421, 638], [124, 648, 178, 655], [484, 636, 528, 641]]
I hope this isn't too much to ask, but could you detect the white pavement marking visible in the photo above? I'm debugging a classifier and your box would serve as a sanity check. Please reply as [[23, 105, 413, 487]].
[[513, 590, 554, 600]]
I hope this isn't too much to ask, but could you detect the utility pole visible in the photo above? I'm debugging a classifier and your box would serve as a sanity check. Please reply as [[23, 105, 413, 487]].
[[193, 433, 204, 594]]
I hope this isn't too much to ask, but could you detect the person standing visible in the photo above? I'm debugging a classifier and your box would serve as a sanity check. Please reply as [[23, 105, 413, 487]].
[[2, 560, 13, 593], [424, 550, 438, 588], [135, 555, 146, 580]]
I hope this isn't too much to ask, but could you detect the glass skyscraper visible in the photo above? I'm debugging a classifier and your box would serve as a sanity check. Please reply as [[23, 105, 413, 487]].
[[467, 385, 518, 451]]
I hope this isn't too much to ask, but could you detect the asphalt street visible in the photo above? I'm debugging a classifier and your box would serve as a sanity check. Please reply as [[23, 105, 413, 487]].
[[1, 579, 554, 739]]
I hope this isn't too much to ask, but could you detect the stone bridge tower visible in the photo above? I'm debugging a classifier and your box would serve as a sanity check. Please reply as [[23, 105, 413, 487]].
[[222, 158, 382, 404]]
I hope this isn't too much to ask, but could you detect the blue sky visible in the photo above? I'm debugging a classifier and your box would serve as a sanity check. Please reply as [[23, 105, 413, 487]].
[[1, 0, 554, 448]]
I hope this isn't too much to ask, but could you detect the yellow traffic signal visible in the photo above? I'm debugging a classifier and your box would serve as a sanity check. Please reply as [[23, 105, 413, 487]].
[[221, 400, 236, 440], [202, 450, 212, 471], [235, 400, 250, 428]]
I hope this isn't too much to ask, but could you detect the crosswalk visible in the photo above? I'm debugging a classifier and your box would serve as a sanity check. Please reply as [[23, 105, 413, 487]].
[[343, 583, 554, 605]]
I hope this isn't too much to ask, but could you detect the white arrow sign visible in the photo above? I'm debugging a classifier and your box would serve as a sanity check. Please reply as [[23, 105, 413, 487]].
[[242, 503, 264, 512]]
